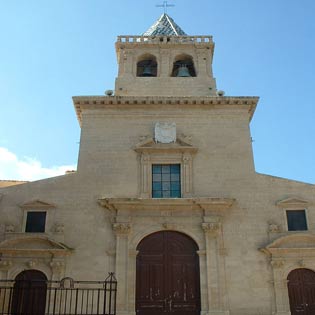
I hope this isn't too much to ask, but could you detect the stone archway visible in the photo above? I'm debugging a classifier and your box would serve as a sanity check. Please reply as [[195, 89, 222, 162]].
[[136, 231, 201, 315], [11, 269, 47, 315], [288, 268, 315, 315]]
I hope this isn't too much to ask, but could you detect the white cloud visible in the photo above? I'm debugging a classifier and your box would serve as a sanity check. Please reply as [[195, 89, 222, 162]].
[[0, 147, 76, 181]]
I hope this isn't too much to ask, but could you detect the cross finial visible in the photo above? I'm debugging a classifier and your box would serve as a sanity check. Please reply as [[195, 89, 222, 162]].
[[156, 1, 175, 14]]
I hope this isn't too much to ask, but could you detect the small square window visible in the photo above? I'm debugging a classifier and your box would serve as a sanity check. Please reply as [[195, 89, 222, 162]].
[[286, 210, 307, 231], [25, 211, 46, 233], [152, 164, 181, 198]]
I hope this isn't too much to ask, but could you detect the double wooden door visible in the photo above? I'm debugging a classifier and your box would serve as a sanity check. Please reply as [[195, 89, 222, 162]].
[[11, 270, 47, 315], [136, 231, 200, 315], [288, 268, 315, 315]]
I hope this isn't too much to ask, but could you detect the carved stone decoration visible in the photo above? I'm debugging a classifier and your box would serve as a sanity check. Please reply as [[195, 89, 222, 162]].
[[54, 223, 65, 233], [202, 222, 221, 233], [268, 223, 280, 233], [162, 222, 177, 230], [270, 259, 284, 268], [112, 223, 131, 235], [50, 260, 65, 273], [27, 260, 38, 268], [179, 134, 192, 145], [154, 122, 176, 143], [298, 259, 306, 267], [0, 260, 12, 270], [5, 224, 15, 233]]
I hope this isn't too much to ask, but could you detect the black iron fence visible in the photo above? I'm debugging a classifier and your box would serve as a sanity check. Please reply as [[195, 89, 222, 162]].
[[0, 272, 117, 315]]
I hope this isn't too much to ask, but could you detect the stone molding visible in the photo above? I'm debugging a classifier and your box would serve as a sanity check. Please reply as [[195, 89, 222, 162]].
[[73, 96, 259, 125], [99, 197, 235, 213]]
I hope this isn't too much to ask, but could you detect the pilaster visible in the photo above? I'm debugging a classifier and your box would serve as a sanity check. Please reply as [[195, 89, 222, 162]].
[[202, 219, 229, 315], [113, 222, 132, 315]]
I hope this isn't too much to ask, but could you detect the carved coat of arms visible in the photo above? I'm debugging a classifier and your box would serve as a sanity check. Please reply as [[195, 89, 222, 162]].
[[154, 122, 176, 143]]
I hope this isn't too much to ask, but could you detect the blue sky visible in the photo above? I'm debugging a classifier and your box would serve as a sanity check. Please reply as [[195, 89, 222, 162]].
[[0, 0, 315, 183]]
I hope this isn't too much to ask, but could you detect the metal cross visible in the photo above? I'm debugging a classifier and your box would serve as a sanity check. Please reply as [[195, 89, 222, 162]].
[[156, 1, 175, 13]]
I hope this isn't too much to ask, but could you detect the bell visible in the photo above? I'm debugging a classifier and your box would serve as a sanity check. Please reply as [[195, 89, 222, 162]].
[[176, 65, 191, 77], [142, 65, 154, 77]]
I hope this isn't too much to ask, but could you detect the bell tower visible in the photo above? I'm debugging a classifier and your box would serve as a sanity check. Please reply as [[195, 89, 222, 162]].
[[114, 14, 217, 97]]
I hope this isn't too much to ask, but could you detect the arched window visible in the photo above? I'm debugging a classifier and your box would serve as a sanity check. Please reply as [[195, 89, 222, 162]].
[[137, 54, 158, 77], [172, 54, 196, 77], [11, 270, 47, 315]]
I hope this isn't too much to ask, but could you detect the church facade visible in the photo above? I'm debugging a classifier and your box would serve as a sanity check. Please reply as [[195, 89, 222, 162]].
[[1, 14, 315, 315]]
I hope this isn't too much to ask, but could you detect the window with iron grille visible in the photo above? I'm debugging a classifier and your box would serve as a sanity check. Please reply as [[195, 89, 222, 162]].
[[152, 164, 181, 198]]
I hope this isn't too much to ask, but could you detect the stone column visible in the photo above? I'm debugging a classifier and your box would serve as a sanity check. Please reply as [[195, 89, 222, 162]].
[[113, 223, 132, 315], [202, 222, 229, 315]]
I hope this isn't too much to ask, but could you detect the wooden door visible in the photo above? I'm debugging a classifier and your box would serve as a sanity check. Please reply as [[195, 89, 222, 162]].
[[11, 270, 47, 315], [288, 268, 315, 315], [136, 231, 200, 315]]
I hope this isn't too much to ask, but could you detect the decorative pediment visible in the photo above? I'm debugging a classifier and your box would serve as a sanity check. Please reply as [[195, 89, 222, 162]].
[[19, 199, 56, 209], [134, 136, 197, 154], [261, 234, 315, 256], [276, 197, 309, 208], [0, 236, 72, 256]]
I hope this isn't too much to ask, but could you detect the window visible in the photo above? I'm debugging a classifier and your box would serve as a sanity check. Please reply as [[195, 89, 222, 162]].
[[25, 211, 46, 233], [152, 164, 181, 198], [286, 210, 307, 231]]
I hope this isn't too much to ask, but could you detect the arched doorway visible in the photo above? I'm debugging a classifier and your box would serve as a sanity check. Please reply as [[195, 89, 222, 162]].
[[11, 269, 47, 315], [136, 231, 200, 315], [287, 268, 315, 315]]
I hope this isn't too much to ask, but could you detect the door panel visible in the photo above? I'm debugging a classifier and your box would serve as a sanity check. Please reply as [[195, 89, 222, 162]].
[[288, 268, 315, 315], [136, 231, 200, 315], [11, 269, 47, 315]]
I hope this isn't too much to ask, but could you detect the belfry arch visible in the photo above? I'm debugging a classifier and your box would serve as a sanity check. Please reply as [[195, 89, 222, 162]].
[[171, 54, 196, 77], [136, 54, 158, 77]]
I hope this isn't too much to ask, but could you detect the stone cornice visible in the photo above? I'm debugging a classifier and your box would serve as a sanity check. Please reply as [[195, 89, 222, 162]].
[[73, 96, 259, 126], [98, 197, 235, 212]]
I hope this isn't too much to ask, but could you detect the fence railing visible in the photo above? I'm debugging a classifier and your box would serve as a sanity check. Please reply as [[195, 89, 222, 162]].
[[0, 272, 117, 315]]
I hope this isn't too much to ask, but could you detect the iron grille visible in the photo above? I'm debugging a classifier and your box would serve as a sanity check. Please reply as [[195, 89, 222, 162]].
[[0, 272, 117, 315]]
